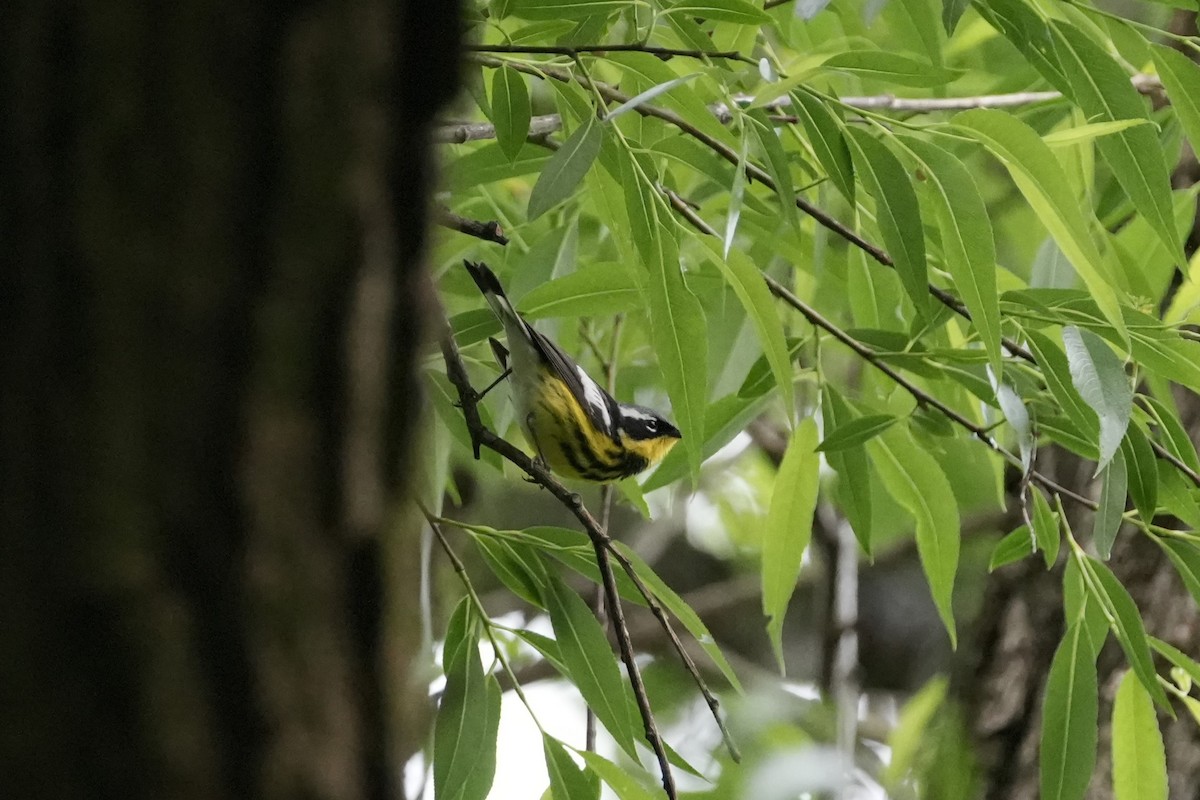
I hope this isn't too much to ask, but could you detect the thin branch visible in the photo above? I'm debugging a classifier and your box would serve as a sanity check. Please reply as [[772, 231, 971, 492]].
[[437, 207, 510, 245], [661, 187, 1097, 510], [434, 113, 564, 144], [440, 318, 681, 796], [465, 42, 756, 65]]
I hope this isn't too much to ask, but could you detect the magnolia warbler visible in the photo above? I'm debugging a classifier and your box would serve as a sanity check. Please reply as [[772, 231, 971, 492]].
[[464, 260, 681, 482]]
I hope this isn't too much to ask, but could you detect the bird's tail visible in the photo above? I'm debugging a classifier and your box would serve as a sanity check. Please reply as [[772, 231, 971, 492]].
[[464, 260, 524, 330]]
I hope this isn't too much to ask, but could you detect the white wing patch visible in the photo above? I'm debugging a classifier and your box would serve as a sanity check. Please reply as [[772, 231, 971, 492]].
[[576, 364, 613, 431]]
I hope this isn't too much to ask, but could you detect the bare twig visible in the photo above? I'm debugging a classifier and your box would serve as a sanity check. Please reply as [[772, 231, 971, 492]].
[[465, 42, 756, 65], [437, 207, 510, 245], [661, 187, 1097, 510]]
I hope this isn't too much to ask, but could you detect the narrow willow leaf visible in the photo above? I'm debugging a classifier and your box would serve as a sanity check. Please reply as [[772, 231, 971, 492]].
[[448, 143, 551, 191], [700, 240, 794, 420], [1062, 325, 1132, 472], [510, 0, 629, 19], [900, 136, 1002, 375], [747, 109, 798, 232], [725, 132, 749, 257], [544, 574, 639, 759], [941, 0, 969, 33], [1149, 636, 1200, 688], [1112, 670, 1168, 800], [1083, 557, 1171, 709], [822, 385, 873, 554], [1032, 487, 1061, 568], [1159, 538, 1200, 609], [868, 424, 960, 646], [995, 379, 1033, 471], [577, 752, 657, 800], [1064, 557, 1111, 652], [492, 65, 531, 162], [897, 0, 944, 66], [543, 735, 600, 800], [823, 51, 963, 87], [762, 417, 820, 672], [990, 525, 1034, 572], [435, 600, 501, 800], [607, 52, 734, 147], [1158, 465, 1200, 530], [1042, 119, 1154, 147], [955, 109, 1126, 342], [663, 0, 772, 24], [1093, 448, 1128, 560], [1152, 46, 1200, 163], [817, 414, 897, 452], [844, 128, 930, 320], [641, 392, 771, 492], [529, 114, 603, 219], [518, 262, 645, 319], [1024, 329, 1098, 440], [1121, 423, 1158, 523], [1040, 621, 1098, 800], [884, 677, 947, 789], [475, 537, 548, 608], [603, 72, 703, 122], [791, 88, 855, 205], [1050, 22, 1185, 268]]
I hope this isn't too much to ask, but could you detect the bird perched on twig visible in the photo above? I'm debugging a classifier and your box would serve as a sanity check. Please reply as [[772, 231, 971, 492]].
[[463, 260, 681, 482]]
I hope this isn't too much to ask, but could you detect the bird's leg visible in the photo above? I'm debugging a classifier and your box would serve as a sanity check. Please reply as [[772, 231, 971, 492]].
[[473, 367, 512, 402], [524, 413, 550, 484]]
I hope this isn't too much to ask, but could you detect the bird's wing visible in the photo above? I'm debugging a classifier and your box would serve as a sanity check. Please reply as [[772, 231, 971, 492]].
[[529, 330, 620, 440]]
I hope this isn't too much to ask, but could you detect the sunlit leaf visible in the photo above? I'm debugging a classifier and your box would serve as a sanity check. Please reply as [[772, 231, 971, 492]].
[[510, 0, 630, 19], [1112, 670, 1168, 800], [662, 0, 772, 24], [868, 423, 960, 647], [762, 416, 820, 672], [1040, 621, 1098, 800]]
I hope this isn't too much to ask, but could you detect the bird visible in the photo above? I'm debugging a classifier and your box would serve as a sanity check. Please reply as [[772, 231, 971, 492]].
[[463, 259, 681, 482]]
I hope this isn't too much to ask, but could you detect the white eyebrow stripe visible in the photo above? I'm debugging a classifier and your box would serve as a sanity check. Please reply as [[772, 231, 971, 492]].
[[619, 406, 656, 422], [576, 364, 613, 430]]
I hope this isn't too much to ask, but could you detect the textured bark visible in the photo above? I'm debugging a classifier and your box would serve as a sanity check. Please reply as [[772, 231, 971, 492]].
[[0, 0, 457, 797]]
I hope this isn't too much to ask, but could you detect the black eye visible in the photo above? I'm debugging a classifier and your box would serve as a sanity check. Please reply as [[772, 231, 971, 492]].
[[646, 420, 657, 431]]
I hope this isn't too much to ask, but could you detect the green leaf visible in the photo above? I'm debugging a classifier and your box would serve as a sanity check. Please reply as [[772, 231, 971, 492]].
[[1112, 670, 1168, 800], [817, 414, 898, 452], [662, 0, 772, 24], [790, 88, 855, 205], [529, 114, 603, 219], [1024, 329, 1099, 445], [510, 0, 629, 19], [543, 735, 600, 800], [543, 573, 640, 759], [1064, 556, 1111, 650], [1040, 621, 1098, 800], [1042, 119, 1154, 147], [897, 0, 944, 66], [1082, 556, 1171, 709], [603, 71, 703, 122], [1093, 447, 1128, 560], [941, 0, 970, 33], [1159, 538, 1200, 609], [747, 109, 798, 233], [518, 262, 645, 319], [1050, 22, 1185, 268], [1149, 636, 1200, 688], [900, 136, 1003, 377], [955, 109, 1126, 343], [1062, 325, 1132, 472], [762, 416, 820, 672], [700, 242, 794, 419], [822, 385, 874, 554], [724, 131, 749, 257], [475, 537, 548, 608], [1032, 487, 1061, 568], [868, 424, 960, 647], [624, 153, 707, 480], [448, 143, 552, 191], [989, 525, 1034, 572], [885, 677, 947, 789], [577, 752, 657, 800], [1152, 46, 1200, 165], [492, 66, 531, 161], [641, 392, 771, 492], [823, 51, 963, 87], [1121, 422, 1158, 523], [845, 129, 931, 321], [434, 599, 502, 800]]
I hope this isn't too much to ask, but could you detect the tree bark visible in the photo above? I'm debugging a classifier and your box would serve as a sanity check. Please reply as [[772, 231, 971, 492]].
[[0, 0, 458, 798]]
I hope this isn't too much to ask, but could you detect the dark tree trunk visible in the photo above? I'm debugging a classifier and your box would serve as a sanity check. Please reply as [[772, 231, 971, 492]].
[[0, 0, 458, 798]]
